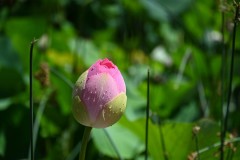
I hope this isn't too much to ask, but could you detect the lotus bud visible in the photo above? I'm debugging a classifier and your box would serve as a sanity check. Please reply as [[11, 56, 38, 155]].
[[72, 58, 127, 128]]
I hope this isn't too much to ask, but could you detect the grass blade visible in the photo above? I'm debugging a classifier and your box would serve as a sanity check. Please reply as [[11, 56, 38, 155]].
[[29, 38, 37, 160], [145, 69, 150, 160], [220, 4, 239, 160]]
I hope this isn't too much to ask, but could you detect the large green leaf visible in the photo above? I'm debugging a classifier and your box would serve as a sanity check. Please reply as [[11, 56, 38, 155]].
[[93, 116, 194, 159], [162, 123, 193, 159], [119, 117, 194, 160], [92, 123, 144, 159]]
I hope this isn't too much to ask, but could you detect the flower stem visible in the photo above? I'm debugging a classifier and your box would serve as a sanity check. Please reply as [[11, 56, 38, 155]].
[[79, 126, 92, 160]]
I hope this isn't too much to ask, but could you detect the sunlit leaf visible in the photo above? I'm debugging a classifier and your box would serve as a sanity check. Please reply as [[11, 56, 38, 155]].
[[92, 123, 144, 159], [119, 116, 194, 159]]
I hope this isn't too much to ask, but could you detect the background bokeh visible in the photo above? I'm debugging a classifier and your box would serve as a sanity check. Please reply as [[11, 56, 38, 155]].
[[0, 0, 240, 159]]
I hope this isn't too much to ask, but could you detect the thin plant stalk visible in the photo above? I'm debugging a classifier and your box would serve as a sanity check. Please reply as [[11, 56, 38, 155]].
[[66, 141, 82, 160], [50, 67, 74, 88], [194, 134, 200, 160], [220, 0, 227, 158], [79, 126, 92, 160], [29, 38, 37, 160], [28, 89, 52, 159], [220, 2, 226, 158], [103, 129, 123, 160], [220, 4, 239, 160], [145, 69, 150, 160], [198, 137, 240, 155]]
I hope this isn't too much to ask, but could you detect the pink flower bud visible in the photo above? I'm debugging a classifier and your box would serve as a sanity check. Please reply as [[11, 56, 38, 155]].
[[72, 58, 127, 128]]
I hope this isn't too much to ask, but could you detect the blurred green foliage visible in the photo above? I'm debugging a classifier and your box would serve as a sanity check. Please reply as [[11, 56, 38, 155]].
[[0, 0, 240, 159]]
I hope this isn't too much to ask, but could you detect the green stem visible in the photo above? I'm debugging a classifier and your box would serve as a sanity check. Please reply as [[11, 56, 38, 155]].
[[198, 137, 240, 155], [220, 4, 239, 160], [194, 134, 200, 160], [29, 38, 37, 160], [145, 69, 150, 160], [103, 129, 123, 160], [79, 126, 92, 160]]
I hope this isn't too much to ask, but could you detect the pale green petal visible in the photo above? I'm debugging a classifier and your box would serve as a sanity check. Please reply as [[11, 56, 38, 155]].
[[75, 70, 88, 90], [72, 95, 92, 127], [93, 93, 127, 128]]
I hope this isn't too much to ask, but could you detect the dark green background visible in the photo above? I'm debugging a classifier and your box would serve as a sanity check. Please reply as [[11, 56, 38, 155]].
[[0, 0, 240, 159]]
